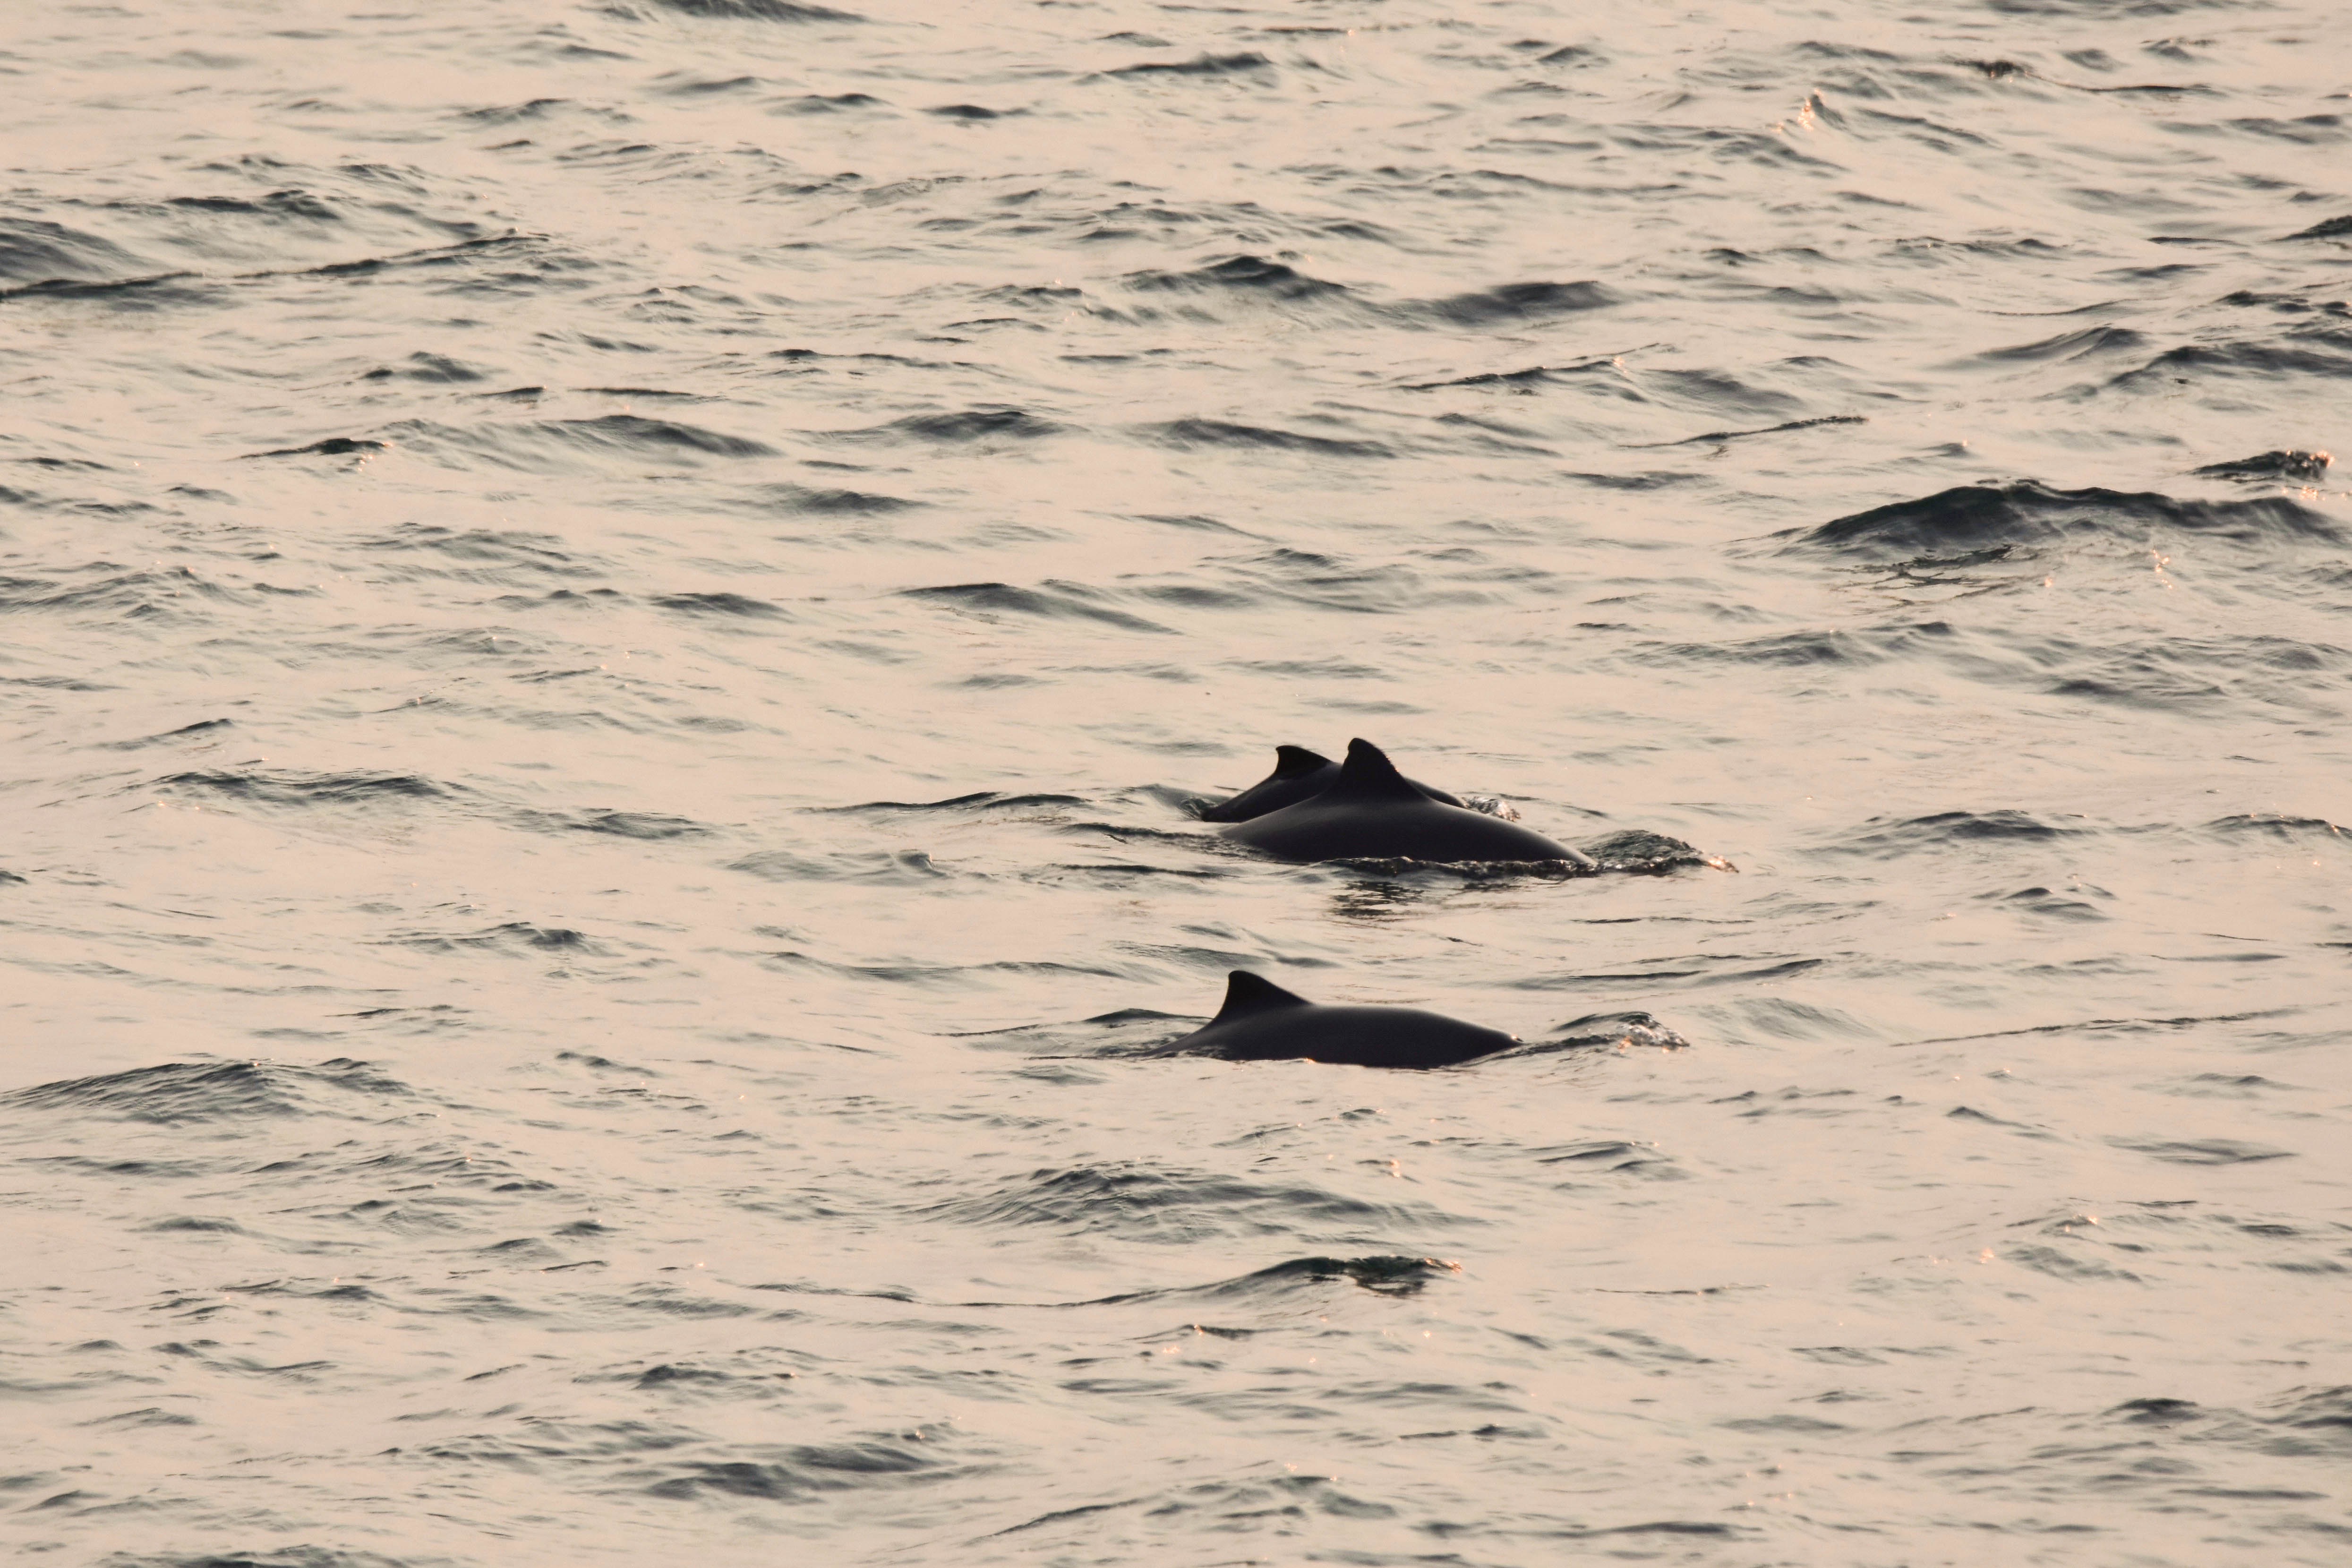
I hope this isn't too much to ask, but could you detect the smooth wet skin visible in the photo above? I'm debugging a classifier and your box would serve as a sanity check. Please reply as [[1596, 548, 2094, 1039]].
[[1160, 970, 1521, 1069], [1198, 743, 1464, 822], [1219, 739, 1594, 866]]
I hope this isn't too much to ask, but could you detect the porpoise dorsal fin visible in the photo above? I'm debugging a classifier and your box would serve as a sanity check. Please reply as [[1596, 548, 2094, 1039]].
[[1271, 745, 1333, 779], [1214, 969, 1313, 1021], [1325, 738, 1430, 803]]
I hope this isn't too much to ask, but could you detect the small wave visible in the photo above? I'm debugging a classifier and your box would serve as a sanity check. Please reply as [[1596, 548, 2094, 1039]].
[[1143, 419, 1392, 459], [377, 922, 606, 957], [2285, 213, 2352, 241], [2193, 449, 2332, 482], [556, 808, 714, 840], [0, 1058, 408, 1124], [1, 565, 245, 619], [899, 582, 1172, 633], [772, 91, 888, 113], [167, 187, 342, 221], [1976, 324, 2150, 363], [102, 718, 235, 750], [732, 848, 950, 884], [1577, 830, 1731, 874], [650, 590, 788, 618], [2200, 813, 2345, 844], [645, 1439, 949, 1502], [2109, 1136, 2295, 1165], [632, 0, 863, 20], [1782, 480, 2342, 561], [1410, 279, 1618, 326], [741, 482, 919, 514], [152, 770, 448, 807], [860, 406, 1061, 443], [1630, 414, 1864, 449], [244, 436, 386, 458], [1123, 253, 1351, 302], [919, 1163, 1458, 1241], [1825, 809, 2091, 857], [361, 350, 489, 383], [1542, 1011, 1692, 1050], [408, 414, 776, 468], [1106, 51, 1274, 79], [0, 216, 152, 283], [814, 790, 1089, 816]]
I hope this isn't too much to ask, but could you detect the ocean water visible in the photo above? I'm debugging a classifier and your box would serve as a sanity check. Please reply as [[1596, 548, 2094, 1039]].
[[1, 0, 2348, 1563]]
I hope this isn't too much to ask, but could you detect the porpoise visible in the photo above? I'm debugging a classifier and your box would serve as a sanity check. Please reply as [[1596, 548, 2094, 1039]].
[[1199, 743, 1464, 823], [1220, 738, 1592, 867], [1159, 969, 1520, 1069]]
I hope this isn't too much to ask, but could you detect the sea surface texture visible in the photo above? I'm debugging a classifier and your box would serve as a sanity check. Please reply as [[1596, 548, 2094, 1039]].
[[2, 0, 2348, 1563]]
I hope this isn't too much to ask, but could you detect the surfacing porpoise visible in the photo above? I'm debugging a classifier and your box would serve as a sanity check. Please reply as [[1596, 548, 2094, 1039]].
[[1159, 969, 1520, 1069], [1219, 738, 1592, 867]]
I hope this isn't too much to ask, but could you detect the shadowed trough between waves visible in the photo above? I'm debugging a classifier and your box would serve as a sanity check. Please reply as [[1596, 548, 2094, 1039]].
[[1, 0, 2350, 1565]]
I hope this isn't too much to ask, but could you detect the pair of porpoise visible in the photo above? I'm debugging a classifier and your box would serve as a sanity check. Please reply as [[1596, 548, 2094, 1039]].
[[1159, 738, 1589, 1070]]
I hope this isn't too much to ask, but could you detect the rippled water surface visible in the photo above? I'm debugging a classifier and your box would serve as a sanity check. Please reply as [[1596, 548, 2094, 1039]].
[[4, 0, 2350, 1562]]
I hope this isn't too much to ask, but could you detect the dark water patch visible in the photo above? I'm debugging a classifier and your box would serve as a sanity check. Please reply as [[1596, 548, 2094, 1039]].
[[1781, 481, 2341, 562], [1123, 253, 1352, 303], [2193, 449, 2331, 483], [360, 351, 489, 383], [919, 1163, 1463, 1241], [0, 1058, 409, 1124], [1143, 419, 1392, 459], [1106, 52, 1274, 79], [151, 770, 449, 809], [1408, 280, 1618, 326], [899, 581, 1172, 633], [1628, 413, 1864, 448], [927, 104, 1010, 120], [650, 590, 787, 619], [1824, 809, 2092, 857]]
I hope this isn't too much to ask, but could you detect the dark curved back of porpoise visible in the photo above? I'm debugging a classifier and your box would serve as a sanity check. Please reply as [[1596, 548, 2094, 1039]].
[[1199, 744, 1464, 823], [1164, 970, 1518, 1069], [1219, 738, 1591, 866]]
